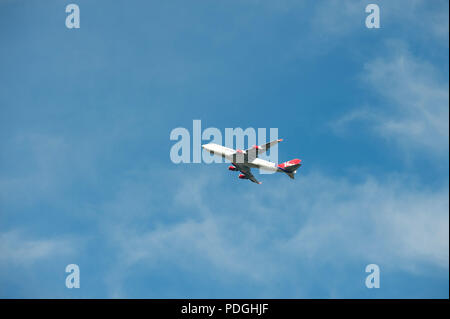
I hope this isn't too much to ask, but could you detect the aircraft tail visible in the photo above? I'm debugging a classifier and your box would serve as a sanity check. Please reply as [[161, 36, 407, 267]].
[[278, 159, 302, 179]]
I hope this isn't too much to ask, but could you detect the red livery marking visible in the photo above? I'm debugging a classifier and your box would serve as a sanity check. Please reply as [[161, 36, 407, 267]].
[[278, 159, 301, 168], [288, 159, 301, 165]]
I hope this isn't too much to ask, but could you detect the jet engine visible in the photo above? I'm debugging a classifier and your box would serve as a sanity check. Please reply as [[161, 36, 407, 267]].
[[228, 166, 237, 171]]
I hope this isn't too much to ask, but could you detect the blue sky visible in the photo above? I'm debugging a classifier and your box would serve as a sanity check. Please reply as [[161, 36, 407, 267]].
[[0, 0, 448, 298]]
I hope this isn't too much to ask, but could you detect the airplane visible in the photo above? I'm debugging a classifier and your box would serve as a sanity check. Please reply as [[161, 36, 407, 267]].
[[201, 139, 302, 184]]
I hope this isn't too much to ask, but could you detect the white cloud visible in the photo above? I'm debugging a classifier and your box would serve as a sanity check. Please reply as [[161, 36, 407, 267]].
[[289, 0, 449, 59], [99, 167, 448, 297], [333, 43, 449, 155], [280, 172, 449, 272], [0, 230, 76, 266]]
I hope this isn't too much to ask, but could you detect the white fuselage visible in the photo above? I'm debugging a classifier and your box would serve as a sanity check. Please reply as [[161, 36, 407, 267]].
[[202, 143, 279, 172]]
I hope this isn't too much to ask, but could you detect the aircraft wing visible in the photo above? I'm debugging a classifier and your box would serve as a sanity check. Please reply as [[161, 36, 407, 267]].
[[233, 162, 261, 184], [245, 139, 283, 161]]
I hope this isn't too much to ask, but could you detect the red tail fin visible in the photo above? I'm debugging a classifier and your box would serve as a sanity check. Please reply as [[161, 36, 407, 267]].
[[278, 159, 302, 179]]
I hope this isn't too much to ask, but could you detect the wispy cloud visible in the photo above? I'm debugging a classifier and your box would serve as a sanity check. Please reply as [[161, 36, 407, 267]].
[[98, 167, 448, 297], [0, 230, 76, 266], [333, 42, 449, 155]]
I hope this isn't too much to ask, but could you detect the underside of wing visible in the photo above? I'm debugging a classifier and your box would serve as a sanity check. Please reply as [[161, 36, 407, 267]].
[[233, 162, 261, 184], [247, 174, 261, 184]]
